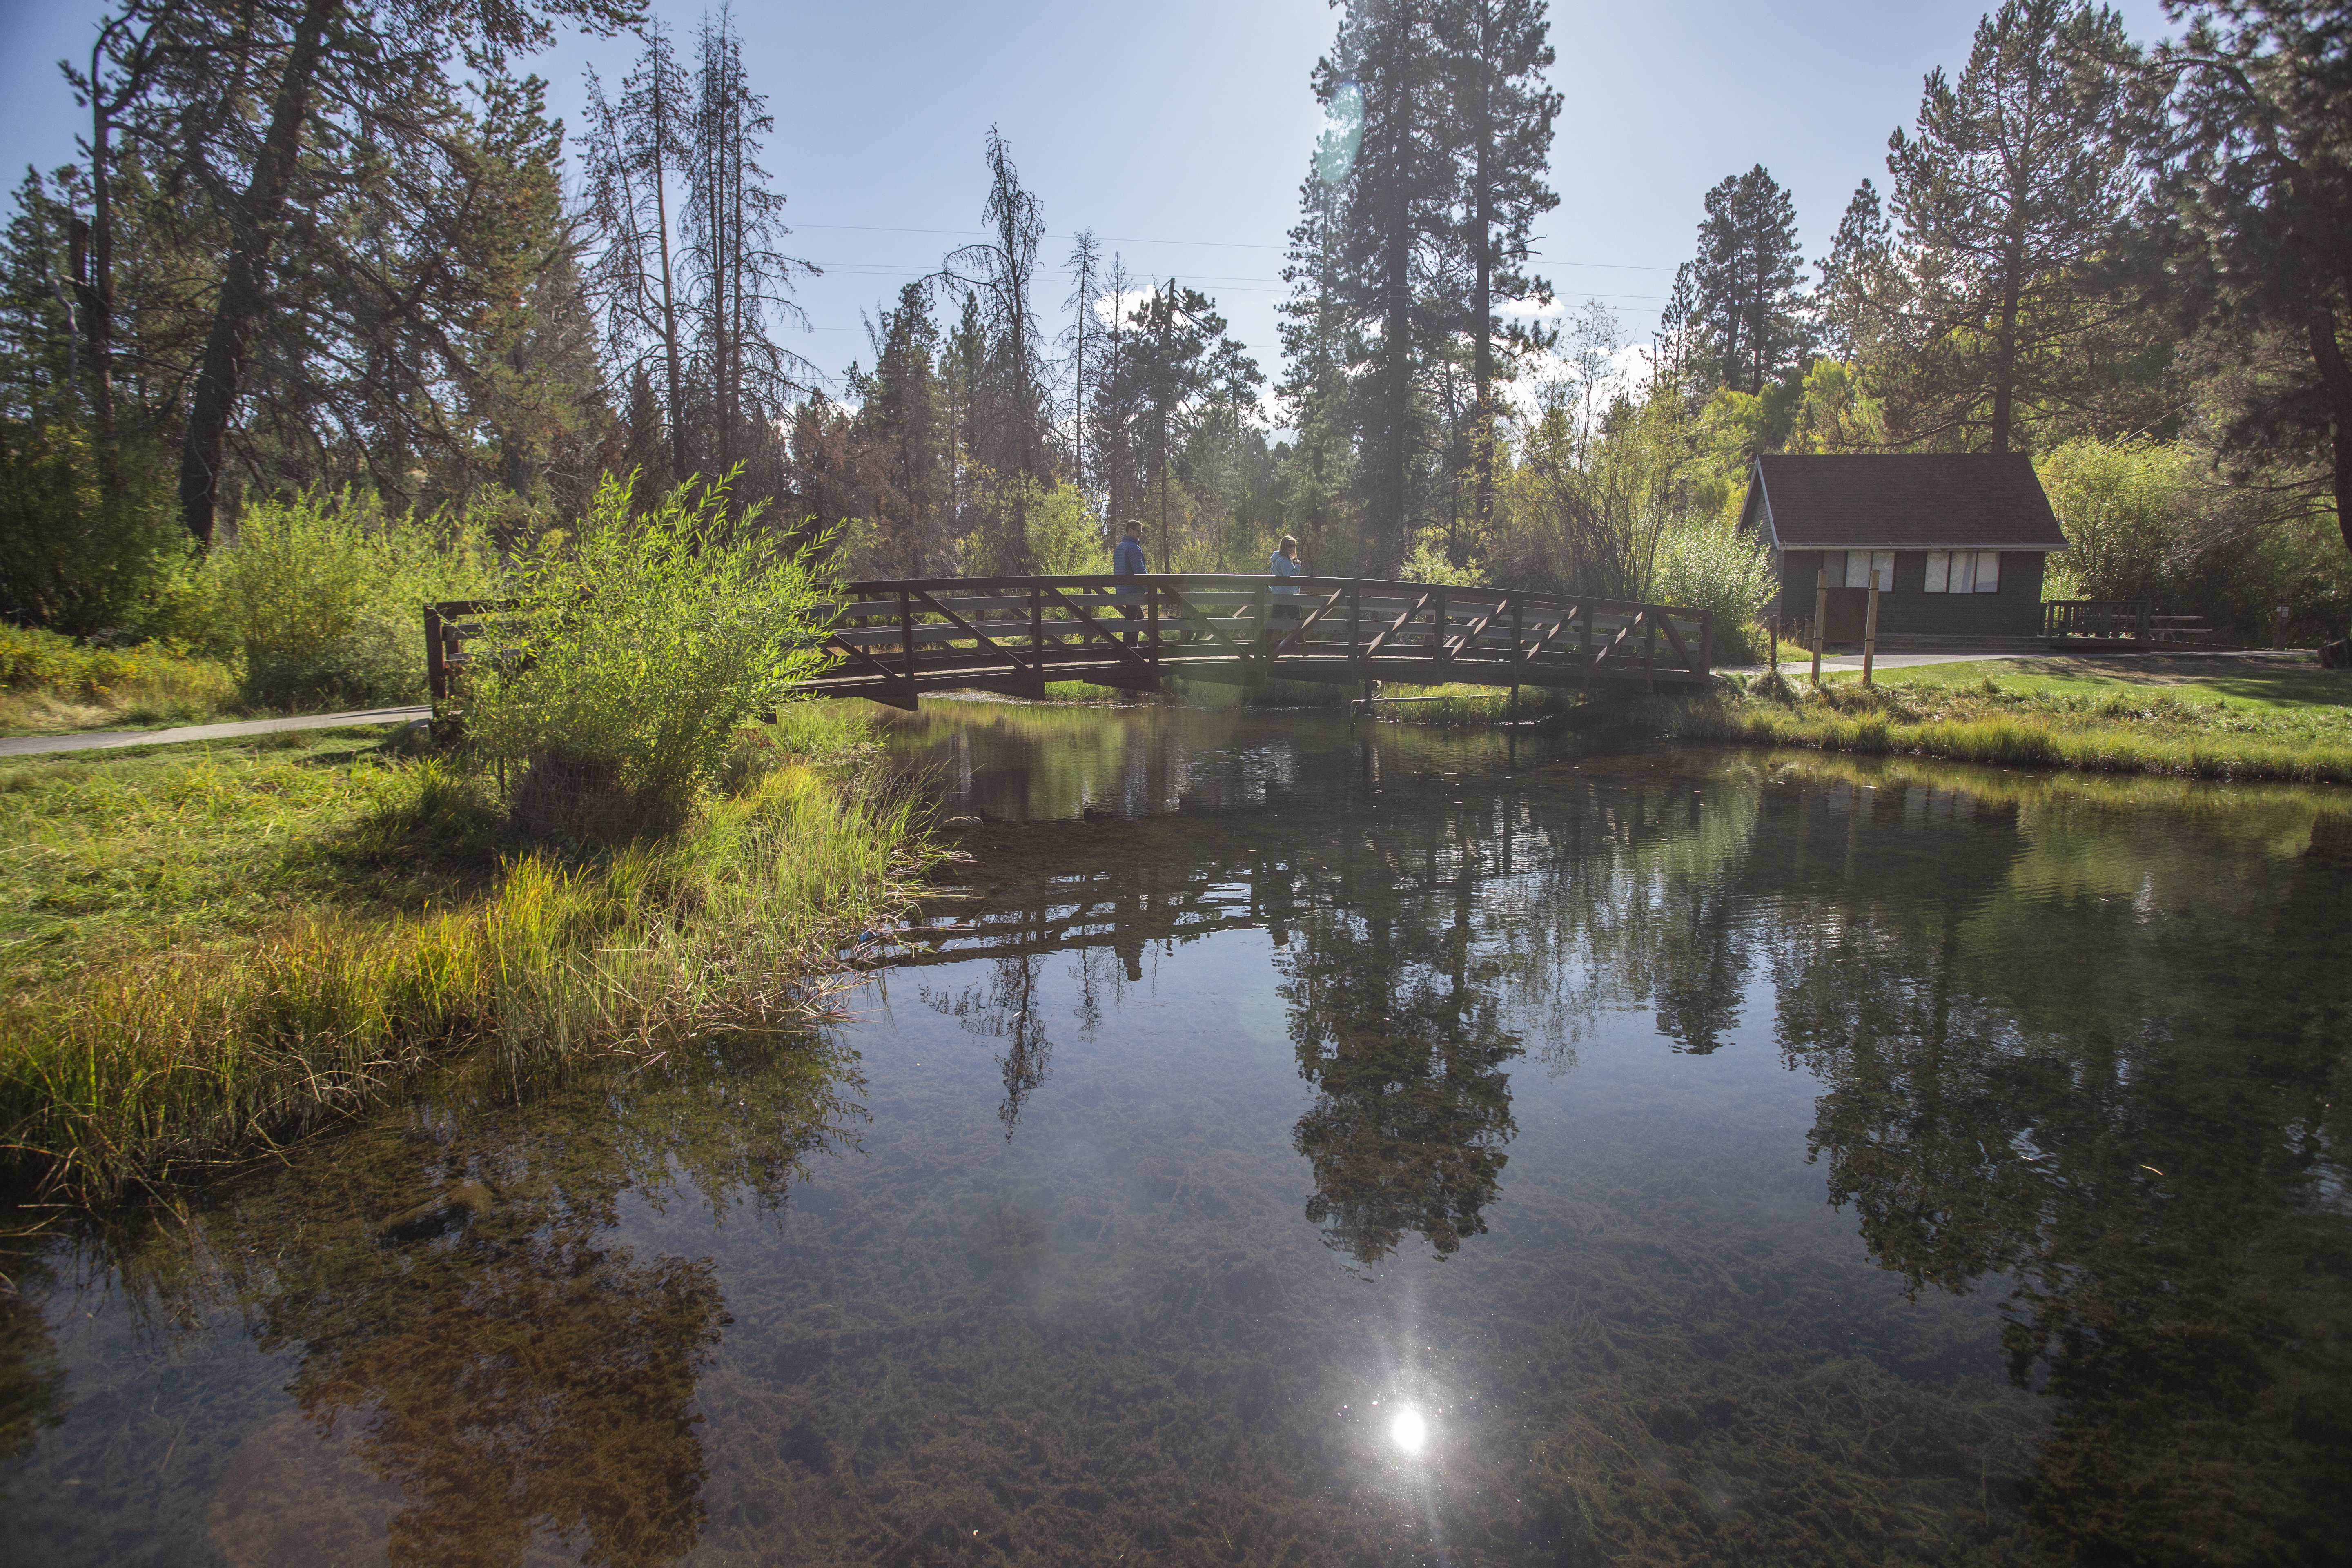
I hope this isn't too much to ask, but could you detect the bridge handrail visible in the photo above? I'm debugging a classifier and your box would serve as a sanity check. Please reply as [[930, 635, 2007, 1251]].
[[825, 572, 1682, 619]]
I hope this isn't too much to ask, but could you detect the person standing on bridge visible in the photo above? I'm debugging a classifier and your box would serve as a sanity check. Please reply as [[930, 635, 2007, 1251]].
[[1268, 535, 1305, 639], [1112, 520, 1148, 648]]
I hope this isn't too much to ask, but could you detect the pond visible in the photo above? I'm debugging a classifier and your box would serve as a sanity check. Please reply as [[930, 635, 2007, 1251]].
[[3, 702, 2347, 1566]]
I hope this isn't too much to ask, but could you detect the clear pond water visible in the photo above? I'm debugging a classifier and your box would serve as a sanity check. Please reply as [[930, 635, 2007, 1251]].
[[3, 702, 2347, 1566]]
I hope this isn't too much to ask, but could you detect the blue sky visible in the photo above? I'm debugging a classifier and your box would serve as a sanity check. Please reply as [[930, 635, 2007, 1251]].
[[0, 0, 2178, 402]]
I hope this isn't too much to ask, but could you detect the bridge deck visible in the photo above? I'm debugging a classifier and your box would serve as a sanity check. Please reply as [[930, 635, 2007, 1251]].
[[798, 574, 1711, 709]]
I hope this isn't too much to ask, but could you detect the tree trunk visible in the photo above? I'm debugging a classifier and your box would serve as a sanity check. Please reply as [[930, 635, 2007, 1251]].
[[2312, 304, 2352, 558], [651, 58, 687, 486], [177, 0, 336, 548], [1468, 0, 1496, 541], [85, 98, 118, 509], [1380, 36, 1415, 577]]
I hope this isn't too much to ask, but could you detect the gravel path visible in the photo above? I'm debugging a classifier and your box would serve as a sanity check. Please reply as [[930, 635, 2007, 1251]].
[[0, 705, 431, 759]]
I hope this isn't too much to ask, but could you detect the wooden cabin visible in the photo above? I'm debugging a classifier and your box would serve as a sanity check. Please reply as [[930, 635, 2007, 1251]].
[[1739, 454, 2069, 646]]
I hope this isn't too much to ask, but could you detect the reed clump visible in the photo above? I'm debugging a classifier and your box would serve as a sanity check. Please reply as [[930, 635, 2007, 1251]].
[[0, 733, 930, 1203], [1673, 674, 2352, 784]]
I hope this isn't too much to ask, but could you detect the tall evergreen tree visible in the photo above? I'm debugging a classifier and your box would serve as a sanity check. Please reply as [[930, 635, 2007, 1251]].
[[686, 9, 815, 478], [581, 21, 693, 487], [128, 0, 638, 546], [1815, 178, 1895, 363], [1313, 0, 1457, 572], [1689, 165, 1808, 395], [2159, 0, 2352, 559], [848, 280, 950, 577], [1435, 0, 1559, 537], [1885, 0, 2146, 452]]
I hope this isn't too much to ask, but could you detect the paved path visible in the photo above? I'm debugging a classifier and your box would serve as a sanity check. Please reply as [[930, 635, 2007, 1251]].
[[1722, 648, 2315, 675], [0, 705, 430, 759]]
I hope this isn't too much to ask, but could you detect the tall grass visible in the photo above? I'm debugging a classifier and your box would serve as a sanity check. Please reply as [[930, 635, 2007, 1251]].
[[0, 624, 236, 731], [0, 758, 931, 1202]]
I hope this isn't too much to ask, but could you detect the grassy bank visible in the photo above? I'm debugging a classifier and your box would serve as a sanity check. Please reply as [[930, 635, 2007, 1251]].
[[0, 625, 239, 735], [1675, 657, 2352, 784], [0, 702, 929, 1202]]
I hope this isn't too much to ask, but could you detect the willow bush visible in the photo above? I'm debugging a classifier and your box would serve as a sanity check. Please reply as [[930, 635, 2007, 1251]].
[[218, 488, 500, 710], [465, 472, 838, 837], [1654, 519, 1776, 664]]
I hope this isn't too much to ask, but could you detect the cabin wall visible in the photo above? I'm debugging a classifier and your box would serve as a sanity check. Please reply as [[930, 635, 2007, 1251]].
[[1775, 550, 2048, 639]]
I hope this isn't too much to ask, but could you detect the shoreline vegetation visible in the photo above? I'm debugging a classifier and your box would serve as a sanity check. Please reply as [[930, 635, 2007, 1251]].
[[947, 654, 2352, 786], [0, 706, 934, 1205], [1670, 658, 2352, 785]]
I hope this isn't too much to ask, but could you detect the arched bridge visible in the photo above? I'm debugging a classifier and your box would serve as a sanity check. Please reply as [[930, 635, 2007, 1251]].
[[797, 574, 1713, 709], [425, 575, 1713, 714]]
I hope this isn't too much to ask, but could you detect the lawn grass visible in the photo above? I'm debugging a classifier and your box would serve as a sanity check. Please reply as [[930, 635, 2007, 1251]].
[[0, 702, 933, 1203], [1676, 655, 2352, 784]]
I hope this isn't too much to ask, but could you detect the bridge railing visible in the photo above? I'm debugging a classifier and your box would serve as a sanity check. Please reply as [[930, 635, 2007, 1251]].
[[800, 574, 1710, 704]]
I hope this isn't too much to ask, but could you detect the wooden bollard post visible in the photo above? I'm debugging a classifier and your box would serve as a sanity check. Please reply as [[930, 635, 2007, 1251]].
[[1862, 567, 1880, 686], [1811, 567, 1827, 684]]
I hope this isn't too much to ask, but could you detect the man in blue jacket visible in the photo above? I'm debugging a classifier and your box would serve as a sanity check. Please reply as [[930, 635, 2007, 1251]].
[[1112, 521, 1147, 647]]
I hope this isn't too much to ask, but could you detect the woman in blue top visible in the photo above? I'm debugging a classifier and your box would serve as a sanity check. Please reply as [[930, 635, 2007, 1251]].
[[1268, 534, 1304, 637]]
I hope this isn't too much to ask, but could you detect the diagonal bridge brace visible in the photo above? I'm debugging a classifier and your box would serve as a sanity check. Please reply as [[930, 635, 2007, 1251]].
[[913, 586, 1042, 679], [1042, 583, 1154, 668], [1360, 592, 1434, 659], [1270, 588, 1349, 660]]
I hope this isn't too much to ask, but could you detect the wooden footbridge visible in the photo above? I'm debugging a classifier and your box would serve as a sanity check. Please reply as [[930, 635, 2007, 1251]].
[[427, 574, 1712, 715], [794, 574, 1712, 708]]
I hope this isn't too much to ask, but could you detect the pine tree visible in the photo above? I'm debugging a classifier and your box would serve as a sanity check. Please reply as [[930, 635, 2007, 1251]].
[[686, 10, 816, 480], [1689, 165, 1808, 396], [1885, 0, 2145, 452], [2160, 0, 2352, 559], [849, 281, 951, 577], [1435, 0, 1559, 535], [1815, 179, 1895, 363], [1312, 0, 1457, 572], [581, 20, 693, 486], [143, 0, 637, 546]]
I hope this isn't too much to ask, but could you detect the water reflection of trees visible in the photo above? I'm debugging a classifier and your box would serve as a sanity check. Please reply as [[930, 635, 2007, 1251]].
[[909, 755, 1770, 1262], [908, 741, 2352, 1557], [27, 1032, 858, 1568], [1279, 904, 1520, 1266], [1766, 777, 2352, 1565]]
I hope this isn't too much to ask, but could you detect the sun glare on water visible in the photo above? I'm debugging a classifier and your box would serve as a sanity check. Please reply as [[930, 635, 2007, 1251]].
[[1390, 1406, 1428, 1454]]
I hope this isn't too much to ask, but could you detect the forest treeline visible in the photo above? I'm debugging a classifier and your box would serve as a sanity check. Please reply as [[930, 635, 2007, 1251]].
[[0, 0, 2347, 659]]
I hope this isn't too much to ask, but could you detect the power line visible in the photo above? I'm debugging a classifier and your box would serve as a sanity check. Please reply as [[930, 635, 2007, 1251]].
[[786, 220, 1675, 273]]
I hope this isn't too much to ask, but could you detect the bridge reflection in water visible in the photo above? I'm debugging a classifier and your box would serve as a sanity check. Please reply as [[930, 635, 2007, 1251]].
[[799, 573, 1713, 707]]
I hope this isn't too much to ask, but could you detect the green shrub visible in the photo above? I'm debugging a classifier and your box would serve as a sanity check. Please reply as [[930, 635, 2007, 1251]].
[[1654, 519, 1775, 663], [465, 473, 839, 836], [1024, 482, 1106, 576], [216, 489, 500, 710], [0, 419, 192, 639]]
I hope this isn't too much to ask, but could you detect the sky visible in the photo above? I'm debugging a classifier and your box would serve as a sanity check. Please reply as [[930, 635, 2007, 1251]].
[[0, 0, 2180, 411]]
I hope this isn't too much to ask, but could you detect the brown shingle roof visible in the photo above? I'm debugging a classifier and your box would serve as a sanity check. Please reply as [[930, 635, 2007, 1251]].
[[1743, 454, 2069, 551]]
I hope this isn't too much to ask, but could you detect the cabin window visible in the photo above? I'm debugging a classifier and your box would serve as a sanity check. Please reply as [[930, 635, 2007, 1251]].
[[1841, 550, 1894, 590], [1926, 551, 2002, 592]]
